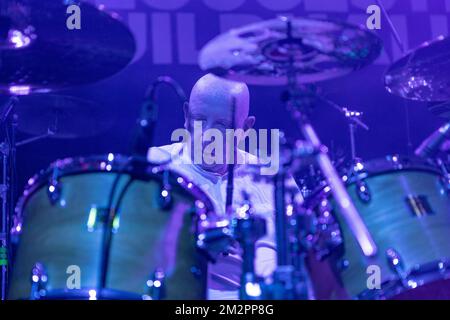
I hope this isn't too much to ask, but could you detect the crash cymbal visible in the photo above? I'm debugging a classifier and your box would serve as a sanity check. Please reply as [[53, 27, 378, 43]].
[[14, 94, 115, 138], [385, 36, 450, 102], [199, 16, 382, 86], [0, 1, 135, 94]]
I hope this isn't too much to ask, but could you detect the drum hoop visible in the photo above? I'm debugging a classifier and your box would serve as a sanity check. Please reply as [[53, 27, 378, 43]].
[[305, 155, 443, 208], [351, 155, 442, 177], [356, 259, 450, 300], [12, 154, 215, 234]]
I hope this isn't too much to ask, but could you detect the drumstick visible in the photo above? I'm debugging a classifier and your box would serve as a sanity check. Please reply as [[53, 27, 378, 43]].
[[225, 97, 236, 216]]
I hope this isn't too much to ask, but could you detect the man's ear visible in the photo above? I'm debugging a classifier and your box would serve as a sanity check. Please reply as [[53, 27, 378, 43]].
[[183, 101, 189, 129], [243, 116, 256, 131]]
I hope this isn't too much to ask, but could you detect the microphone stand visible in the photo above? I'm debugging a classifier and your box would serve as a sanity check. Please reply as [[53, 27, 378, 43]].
[[97, 77, 186, 299], [225, 97, 236, 216]]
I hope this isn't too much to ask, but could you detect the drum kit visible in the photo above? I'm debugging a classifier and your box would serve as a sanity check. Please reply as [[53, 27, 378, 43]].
[[1, 1, 449, 300]]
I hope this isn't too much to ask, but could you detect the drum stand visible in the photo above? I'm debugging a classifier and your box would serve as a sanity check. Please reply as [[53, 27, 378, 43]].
[[0, 96, 18, 300], [269, 166, 309, 300], [234, 207, 267, 300], [0, 96, 62, 300]]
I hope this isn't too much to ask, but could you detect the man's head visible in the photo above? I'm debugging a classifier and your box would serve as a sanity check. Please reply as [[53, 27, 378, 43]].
[[183, 73, 255, 174]]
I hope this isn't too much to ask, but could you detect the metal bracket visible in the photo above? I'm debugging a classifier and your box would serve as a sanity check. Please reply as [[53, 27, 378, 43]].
[[30, 262, 48, 300], [144, 269, 166, 300]]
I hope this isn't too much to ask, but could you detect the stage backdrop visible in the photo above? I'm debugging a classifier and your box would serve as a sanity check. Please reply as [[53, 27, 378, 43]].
[[12, 0, 450, 191]]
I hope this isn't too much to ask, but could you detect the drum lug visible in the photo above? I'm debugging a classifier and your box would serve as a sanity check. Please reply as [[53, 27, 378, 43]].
[[386, 248, 410, 288], [144, 269, 166, 300], [47, 167, 62, 205], [190, 265, 203, 278], [158, 186, 172, 210], [355, 180, 371, 203], [196, 226, 233, 262], [10, 214, 23, 239], [158, 171, 173, 211], [313, 199, 343, 260], [30, 262, 48, 300], [436, 158, 450, 194], [337, 259, 350, 272]]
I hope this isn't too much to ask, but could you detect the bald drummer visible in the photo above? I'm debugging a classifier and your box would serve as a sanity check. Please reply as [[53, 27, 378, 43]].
[[148, 74, 278, 300]]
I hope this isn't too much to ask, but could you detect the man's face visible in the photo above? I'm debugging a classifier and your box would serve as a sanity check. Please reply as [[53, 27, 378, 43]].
[[185, 95, 244, 174]]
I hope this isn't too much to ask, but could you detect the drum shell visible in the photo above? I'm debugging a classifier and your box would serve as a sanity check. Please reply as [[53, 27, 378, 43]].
[[8, 156, 211, 300], [308, 160, 450, 299]]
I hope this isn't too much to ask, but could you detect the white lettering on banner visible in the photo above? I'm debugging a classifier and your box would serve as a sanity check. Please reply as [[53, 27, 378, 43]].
[[389, 15, 409, 58], [219, 14, 262, 32], [430, 15, 449, 39], [256, 0, 303, 11], [350, 0, 396, 10], [127, 12, 148, 63], [142, 0, 189, 11], [94, 0, 136, 10], [177, 13, 199, 64], [203, 0, 246, 12], [304, 0, 349, 12], [152, 13, 173, 64], [90, 0, 400, 10], [83, 0, 449, 66], [411, 0, 428, 12]]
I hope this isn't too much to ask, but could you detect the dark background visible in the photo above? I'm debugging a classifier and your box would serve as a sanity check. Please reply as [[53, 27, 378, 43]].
[[7, 0, 450, 195]]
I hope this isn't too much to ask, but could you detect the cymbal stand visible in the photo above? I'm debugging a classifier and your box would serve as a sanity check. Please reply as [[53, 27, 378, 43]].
[[281, 17, 377, 257], [315, 95, 370, 172]]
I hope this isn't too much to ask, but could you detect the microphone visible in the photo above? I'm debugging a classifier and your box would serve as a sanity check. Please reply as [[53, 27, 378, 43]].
[[132, 92, 158, 157], [132, 76, 186, 157], [415, 121, 450, 158]]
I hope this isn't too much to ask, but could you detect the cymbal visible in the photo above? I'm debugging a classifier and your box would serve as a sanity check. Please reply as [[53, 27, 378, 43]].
[[0, 1, 135, 94], [428, 101, 450, 120], [385, 36, 450, 102], [14, 94, 115, 138], [198, 16, 382, 86]]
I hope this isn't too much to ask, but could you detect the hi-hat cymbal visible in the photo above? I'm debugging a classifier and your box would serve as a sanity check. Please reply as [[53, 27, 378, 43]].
[[385, 36, 450, 102], [14, 94, 115, 138], [199, 16, 382, 86], [0, 1, 136, 94]]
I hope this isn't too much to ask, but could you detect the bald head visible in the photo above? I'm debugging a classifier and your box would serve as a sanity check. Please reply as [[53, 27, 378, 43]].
[[183, 73, 255, 174], [187, 73, 251, 129]]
